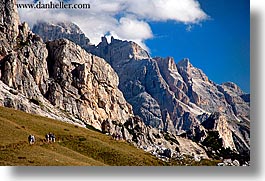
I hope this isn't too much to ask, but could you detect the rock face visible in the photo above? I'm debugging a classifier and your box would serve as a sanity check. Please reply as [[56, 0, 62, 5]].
[[1, 1, 133, 130], [218, 82, 250, 122], [0, 79, 85, 126], [0, 0, 20, 56], [0, 33, 132, 131], [103, 116, 209, 161], [0, 1, 84, 126], [32, 21, 250, 161], [32, 22, 92, 50], [45, 39, 133, 129], [1, 25, 48, 98], [91, 37, 249, 152], [92, 38, 201, 134]]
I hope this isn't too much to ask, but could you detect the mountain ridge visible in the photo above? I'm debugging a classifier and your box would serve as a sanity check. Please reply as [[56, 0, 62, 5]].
[[32, 21, 250, 160]]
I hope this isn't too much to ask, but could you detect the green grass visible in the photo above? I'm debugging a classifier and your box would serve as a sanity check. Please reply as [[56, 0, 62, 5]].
[[0, 106, 221, 166], [0, 106, 166, 166]]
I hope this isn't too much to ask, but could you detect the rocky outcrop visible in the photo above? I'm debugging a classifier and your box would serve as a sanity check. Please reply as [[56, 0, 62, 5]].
[[0, 80, 85, 126], [155, 57, 189, 104], [102, 115, 209, 161], [0, 0, 20, 41], [0, 0, 20, 56], [0, 35, 133, 130], [90, 37, 250, 158], [1, 1, 133, 130], [218, 158, 249, 166], [92, 38, 209, 135], [218, 82, 250, 122], [45, 39, 133, 129], [0, 1, 85, 126], [201, 112, 236, 150], [1, 24, 49, 98], [32, 21, 92, 50]]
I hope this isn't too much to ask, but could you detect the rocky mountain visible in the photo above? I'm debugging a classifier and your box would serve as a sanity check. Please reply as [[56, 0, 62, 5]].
[[1, 1, 137, 132], [0, 0, 213, 164], [0, 0, 250, 165], [32, 21, 250, 161], [90, 37, 250, 144], [32, 21, 92, 50]]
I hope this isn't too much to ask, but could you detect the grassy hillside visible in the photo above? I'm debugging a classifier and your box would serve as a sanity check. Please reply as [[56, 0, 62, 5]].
[[0, 106, 221, 166], [0, 106, 166, 166]]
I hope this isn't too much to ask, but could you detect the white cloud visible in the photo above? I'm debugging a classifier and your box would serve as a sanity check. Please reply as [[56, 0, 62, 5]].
[[125, 0, 208, 23], [107, 17, 153, 50], [113, 17, 153, 40], [17, 0, 208, 50]]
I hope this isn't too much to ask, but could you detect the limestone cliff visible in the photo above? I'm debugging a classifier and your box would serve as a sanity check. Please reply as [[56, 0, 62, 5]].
[[87, 37, 250, 158], [45, 39, 133, 129], [32, 21, 92, 49], [1, 0, 20, 56], [0, 1, 133, 130]]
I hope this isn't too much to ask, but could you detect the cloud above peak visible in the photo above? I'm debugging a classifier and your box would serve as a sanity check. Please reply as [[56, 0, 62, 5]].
[[125, 0, 208, 23], [18, 0, 208, 50]]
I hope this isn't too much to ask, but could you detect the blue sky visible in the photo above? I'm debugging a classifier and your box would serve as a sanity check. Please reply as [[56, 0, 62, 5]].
[[146, 0, 250, 93], [18, 0, 250, 92]]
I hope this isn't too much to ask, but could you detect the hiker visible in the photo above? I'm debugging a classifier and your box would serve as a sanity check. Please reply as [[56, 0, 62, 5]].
[[49, 132, 56, 143], [32, 135, 35, 144], [45, 133, 50, 143], [28, 135, 32, 144], [51, 134, 56, 142], [112, 133, 116, 140], [28, 135, 35, 145]]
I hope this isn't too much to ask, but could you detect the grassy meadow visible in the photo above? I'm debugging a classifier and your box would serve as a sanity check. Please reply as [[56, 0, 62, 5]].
[[0, 106, 166, 166]]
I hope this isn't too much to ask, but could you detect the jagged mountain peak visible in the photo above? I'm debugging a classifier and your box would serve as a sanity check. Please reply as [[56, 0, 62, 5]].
[[154, 57, 177, 70], [177, 58, 192, 68], [33, 21, 87, 37], [221, 81, 245, 95], [96, 36, 151, 61], [32, 21, 91, 49]]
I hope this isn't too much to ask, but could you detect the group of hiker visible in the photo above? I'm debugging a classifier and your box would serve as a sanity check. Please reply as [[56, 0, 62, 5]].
[[28, 131, 122, 144], [112, 132, 123, 140], [28, 132, 56, 145], [45, 132, 56, 143]]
